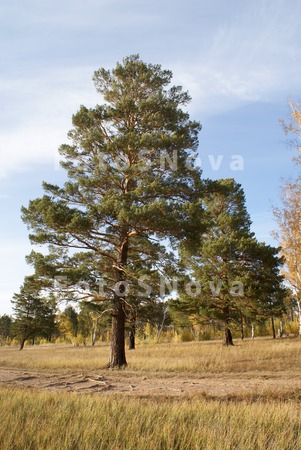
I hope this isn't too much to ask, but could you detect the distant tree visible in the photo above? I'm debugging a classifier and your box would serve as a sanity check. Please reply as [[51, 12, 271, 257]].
[[63, 306, 79, 337], [76, 302, 108, 345], [250, 241, 288, 338], [77, 304, 93, 345], [21, 55, 203, 367], [12, 277, 57, 350], [82, 302, 112, 346], [0, 314, 13, 344], [137, 298, 172, 343], [176, 179, 286, 345]]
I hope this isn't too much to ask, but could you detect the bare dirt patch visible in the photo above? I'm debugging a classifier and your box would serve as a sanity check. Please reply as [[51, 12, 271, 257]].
[[1, 367, 301, 400]]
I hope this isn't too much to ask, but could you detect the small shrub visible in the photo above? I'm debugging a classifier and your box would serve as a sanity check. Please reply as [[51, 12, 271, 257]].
[[180, 329, 195, 342]]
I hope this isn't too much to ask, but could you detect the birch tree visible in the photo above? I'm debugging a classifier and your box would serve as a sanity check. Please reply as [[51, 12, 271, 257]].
[[273, 101, 301, 336], [273, 181, 301, 335]]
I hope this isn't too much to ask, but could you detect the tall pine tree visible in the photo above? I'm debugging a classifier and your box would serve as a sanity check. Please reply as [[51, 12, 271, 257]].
[[22, 55, 203, 367]]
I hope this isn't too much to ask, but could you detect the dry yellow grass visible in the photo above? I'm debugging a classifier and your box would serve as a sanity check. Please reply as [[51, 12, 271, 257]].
[[0, 387, 301, 450], [1, 337, 301, 374], [1, 339, 301, 449]]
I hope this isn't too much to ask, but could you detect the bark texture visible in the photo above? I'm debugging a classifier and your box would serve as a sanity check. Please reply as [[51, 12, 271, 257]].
[[108, 298, 127, 368]]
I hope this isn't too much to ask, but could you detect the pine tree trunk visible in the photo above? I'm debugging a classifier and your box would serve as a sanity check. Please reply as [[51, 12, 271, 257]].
[[271, 316, 276, 339], [223, 326, 234, 346], [128, 325, 135, 350], [107, 236, 128, 367], [19, 338, 26, 350], [108, 298, 127, 368]]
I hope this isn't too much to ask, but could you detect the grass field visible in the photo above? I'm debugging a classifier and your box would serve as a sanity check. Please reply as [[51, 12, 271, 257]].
[[0, 388, 301, 450], [1, 338, 301, 449], [0, 337, 301, 373]]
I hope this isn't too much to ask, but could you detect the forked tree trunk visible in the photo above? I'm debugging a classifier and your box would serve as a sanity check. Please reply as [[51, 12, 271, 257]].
[[223, 326, 234, 346], [108, 297, 127, 368]]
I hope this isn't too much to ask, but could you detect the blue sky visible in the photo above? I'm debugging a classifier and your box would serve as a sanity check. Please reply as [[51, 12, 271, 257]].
[[1, 0, 301, 314]]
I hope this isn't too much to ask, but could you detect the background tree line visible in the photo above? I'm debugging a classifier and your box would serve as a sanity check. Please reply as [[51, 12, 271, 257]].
[[1, 296, 299, 348]]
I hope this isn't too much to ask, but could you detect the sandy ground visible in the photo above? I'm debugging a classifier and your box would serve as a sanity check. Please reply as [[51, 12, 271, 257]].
[[1, 368, 301, 399]]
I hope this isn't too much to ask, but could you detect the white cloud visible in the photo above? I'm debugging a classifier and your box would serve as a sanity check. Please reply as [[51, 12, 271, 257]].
[[0, 66, 99, 178], [1, 0, 300, 179], [0, 126, 64, 179]]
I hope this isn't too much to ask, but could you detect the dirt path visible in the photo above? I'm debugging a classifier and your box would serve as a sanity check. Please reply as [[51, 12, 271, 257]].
[[1, 368, 301, 399]]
